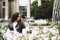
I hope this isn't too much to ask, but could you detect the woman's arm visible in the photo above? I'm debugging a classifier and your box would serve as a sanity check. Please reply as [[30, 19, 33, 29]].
[[8, 23, 13, 31]]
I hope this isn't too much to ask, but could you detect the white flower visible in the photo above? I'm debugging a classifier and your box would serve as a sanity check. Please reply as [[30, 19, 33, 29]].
[[26, 27, 30, 31], [1, 30, 5, 33], [58, 36, 60, 40], [43, 37, 49, 40], [22, 28, 27, 37], [38, 38, 43, 40], [49, 28, 58, 35], [32, 29, 39, 36], [43, 27, 49, 33], [29, 34, 34, 40], [40, 34, 46, 38], [51, 36, 57, 40]]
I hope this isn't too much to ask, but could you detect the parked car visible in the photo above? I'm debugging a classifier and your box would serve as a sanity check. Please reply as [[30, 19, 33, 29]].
[[0, 18, 8, 22], [34, 19, 48, 25], [27, 17, 35, 22]]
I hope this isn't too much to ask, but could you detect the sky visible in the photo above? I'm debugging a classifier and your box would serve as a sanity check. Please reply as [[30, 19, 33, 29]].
[[19, 0, 35, 6]]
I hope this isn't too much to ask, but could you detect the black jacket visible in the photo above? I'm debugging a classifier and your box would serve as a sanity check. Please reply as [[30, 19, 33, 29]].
[[8, 22, 25, 33]]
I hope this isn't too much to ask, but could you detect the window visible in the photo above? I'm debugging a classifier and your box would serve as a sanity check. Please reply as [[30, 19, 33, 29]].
[[3, 2, 5, 6], [3, 8, 5, 17]]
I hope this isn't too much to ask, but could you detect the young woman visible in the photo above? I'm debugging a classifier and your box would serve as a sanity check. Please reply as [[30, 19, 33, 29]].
[[8, 12, 25, 33]]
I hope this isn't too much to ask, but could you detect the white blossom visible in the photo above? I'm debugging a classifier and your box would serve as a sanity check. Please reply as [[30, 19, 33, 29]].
[[43, 37, 49, 40], [43, 27, 49, 33], [58, 36, 60, 40], [49, 28, 58, 35], [51, 36, 57, 40]]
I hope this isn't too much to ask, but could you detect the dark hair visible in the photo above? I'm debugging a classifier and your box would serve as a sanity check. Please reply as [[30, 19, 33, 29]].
[[11, 12, 19, 22]]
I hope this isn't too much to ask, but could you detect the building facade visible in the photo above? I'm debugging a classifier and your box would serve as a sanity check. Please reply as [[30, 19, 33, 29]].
[[0, 0, 42, 19], [0, 0, 19, 19]]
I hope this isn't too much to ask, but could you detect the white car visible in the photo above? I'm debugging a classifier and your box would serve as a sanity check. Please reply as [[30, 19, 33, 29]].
[[34, 19, 48, 25], [27, 17, 35, 22]]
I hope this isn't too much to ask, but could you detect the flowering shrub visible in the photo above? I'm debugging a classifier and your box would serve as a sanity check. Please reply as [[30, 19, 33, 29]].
[[0, 22, 60, 40], [0, 22, 8, 40], [0, 32, 3, 40]]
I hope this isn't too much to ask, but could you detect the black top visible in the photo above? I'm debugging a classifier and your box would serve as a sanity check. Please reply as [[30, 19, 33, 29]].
[[8, 22, 25, 33]]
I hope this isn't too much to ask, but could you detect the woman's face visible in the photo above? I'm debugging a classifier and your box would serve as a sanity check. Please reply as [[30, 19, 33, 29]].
[[17, 15, 22, 22]]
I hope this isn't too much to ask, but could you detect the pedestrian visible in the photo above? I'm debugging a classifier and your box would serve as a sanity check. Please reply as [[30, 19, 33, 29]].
[[8, 12, 25, 33]]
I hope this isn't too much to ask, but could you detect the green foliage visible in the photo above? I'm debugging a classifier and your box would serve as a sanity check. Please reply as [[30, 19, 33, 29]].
[[58, 23, 60, 34], [0, 32, 3, 40], [31, 0, 54, 19], [31, 1, 38, 19], [0, 23, 8, 30], [49, 32, 53, 40]]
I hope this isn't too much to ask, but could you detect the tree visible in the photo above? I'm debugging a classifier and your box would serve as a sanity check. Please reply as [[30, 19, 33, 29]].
[[31, 0, 54, 19]]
